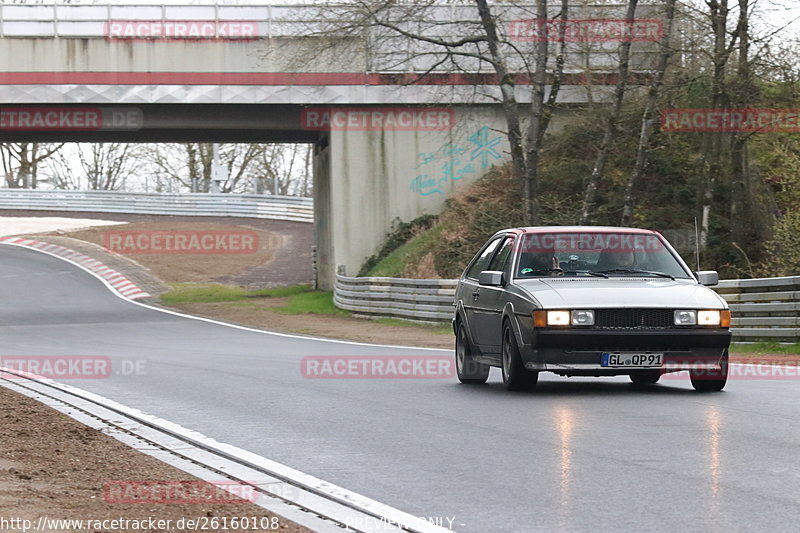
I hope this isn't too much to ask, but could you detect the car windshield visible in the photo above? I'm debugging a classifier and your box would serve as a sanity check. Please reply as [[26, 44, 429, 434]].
[[515, 231, 691, 279]]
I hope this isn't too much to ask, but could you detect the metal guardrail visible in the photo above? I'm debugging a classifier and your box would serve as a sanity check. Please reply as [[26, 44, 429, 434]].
[[716, 277, 800, 342], [0, 190, 313, 223], [334, 274, 800, 341], [334, 274, 457, 323]]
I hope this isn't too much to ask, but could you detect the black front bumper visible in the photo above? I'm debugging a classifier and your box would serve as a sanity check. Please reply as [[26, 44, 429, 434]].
[[522, 328, 732, 372]]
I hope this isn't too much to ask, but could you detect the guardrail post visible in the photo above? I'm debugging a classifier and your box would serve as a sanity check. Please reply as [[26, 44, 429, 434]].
[[311, 245, 318, 290]]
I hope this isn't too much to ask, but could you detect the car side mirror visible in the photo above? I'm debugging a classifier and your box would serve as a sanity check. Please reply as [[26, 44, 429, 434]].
[[695, 270, 719, 286], [478, 270, 506, 287]]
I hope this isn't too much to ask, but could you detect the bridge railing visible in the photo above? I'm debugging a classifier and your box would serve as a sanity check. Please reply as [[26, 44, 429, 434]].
[[0, 2, 665, 74], [0, 189, 313, 223], [334, 274, 800, 342]]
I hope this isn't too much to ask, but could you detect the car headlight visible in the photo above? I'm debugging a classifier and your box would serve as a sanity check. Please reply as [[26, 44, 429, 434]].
[[547, 310, 570, 326], [674, 310, 697, 325], [697, 310, 720, 325], [674, 309, 731, 327], [571, 310, 595, 326], [699, 309, 732, 326], [533, 310, 595, 326]]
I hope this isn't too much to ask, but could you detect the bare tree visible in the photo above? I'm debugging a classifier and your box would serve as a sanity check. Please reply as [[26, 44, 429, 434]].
[[316, 0, 572, 225], [46, 150, 83, 190], [43, 143, 143, 191], [82, 143, 140, 190], [580, 0, 639, 224], [1, 143, 63, 188], [621, 0, 678, 226], [147, 143, 258, 193], [697, 0, 745, 248], [728, 0, 754, 246], [249, 144, 314, 196]]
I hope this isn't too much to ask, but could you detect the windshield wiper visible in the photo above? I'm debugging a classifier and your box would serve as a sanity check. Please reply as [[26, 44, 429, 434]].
[[594, 268, 675, 280], [520, 269, 610, 279], [566, 270, 608, 278]]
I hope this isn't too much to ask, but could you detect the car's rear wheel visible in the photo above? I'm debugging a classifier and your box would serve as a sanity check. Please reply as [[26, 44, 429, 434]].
[[690, 350, 728, 392], [630, 370, 661, 385], [501, 323, 538, 391], [455, 323, 489, 384]]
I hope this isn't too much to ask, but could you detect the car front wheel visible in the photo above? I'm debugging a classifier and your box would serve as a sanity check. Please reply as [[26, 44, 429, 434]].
[[456, 323, 489, 384], [690, 350, 728, 392], [501, 323, 538, 391]]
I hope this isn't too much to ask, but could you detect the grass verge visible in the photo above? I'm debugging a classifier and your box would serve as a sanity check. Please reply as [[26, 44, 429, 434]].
[[159, 283, 310, 304], [160, 283, 349, 317], [271, 291, 350, 316], [374, 317, 452, 335], [730, 342, 800, 356]]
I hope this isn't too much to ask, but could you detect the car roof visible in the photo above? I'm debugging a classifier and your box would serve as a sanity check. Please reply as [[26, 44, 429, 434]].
[[494, 226, 660, 237]]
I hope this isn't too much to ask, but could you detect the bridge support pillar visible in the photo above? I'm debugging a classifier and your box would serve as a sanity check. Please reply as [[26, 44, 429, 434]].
[[324, 106, 509, 287], [313, 140, 334, 290]]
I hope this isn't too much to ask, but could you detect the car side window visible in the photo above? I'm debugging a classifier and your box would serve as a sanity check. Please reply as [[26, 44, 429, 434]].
[[465, 237, 503, 279], [487, 237, 514, 273]]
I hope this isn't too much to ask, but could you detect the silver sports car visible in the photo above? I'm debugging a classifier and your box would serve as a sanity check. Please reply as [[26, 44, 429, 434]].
[[453, 226, 732, 391]]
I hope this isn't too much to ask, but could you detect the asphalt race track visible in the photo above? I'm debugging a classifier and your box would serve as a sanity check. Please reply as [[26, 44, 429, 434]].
[[1, 244, 798, 532]]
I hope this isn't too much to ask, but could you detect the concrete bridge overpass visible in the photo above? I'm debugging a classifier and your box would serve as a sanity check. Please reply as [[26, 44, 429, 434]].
[[0, 1, 664, 288]]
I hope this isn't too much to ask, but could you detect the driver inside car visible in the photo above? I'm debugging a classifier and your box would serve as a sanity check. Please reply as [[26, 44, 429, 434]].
[[518, 251, 560, 276], [595, 248, 636, 270]]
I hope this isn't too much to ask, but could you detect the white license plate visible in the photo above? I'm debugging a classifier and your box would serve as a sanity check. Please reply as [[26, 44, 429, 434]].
[[601, 352, 663, 367]]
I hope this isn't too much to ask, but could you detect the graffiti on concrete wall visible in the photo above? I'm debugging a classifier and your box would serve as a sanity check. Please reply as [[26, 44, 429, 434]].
[[409, 126, 503, 196]]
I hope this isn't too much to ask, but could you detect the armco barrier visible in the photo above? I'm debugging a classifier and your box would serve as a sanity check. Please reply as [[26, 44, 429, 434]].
[[334, 274, 800, 341], [334, 275, 457, 323], [0, 190, 313, 223], [716, 276, 800, 342]]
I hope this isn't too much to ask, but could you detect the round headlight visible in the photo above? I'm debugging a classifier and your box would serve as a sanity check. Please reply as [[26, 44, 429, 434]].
[[571, 310, 595, 326], [674, 310, 697, 326]]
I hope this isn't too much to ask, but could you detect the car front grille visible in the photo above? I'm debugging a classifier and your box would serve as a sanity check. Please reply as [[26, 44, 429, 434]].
[[595, 309, 674, 329]]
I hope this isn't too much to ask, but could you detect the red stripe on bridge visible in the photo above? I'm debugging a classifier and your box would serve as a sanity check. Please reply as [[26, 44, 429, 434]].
[[0, 71, 631, 86]]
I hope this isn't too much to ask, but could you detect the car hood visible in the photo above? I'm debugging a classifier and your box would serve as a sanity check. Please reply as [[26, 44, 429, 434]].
[[515, 278, 727, 309]]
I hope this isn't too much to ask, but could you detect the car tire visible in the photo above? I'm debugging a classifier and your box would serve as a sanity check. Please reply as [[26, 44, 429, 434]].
[[629, 370, 661, 385], [501, 322, 538, 391], [690, 350, 728, 392], [455, 323, 489, 384]]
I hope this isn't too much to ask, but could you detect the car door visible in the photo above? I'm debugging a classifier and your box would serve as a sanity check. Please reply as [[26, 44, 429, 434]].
[[470, 236, 515, 354], [460, 236, 503, 353]]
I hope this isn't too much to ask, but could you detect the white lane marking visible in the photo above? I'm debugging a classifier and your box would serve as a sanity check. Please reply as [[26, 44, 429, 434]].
[[0, 240, 451, 352], [0, 367, 453, 533]]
